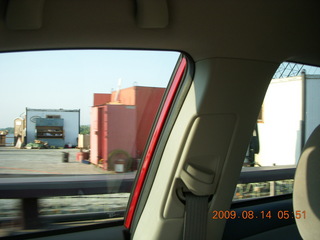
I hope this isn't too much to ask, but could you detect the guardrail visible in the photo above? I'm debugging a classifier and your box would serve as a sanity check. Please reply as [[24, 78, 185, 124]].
[[237, 166, 295, 199], [239, 165, 295, 183], [0, 174, 135, 229], [0, 166, 295, 229]]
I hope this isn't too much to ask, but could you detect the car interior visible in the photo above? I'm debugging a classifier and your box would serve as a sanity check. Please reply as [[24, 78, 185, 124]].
[[1, 0, 320, 239]]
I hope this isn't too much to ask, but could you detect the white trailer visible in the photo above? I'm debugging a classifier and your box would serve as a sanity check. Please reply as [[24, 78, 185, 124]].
[[26, 108, 80, 147], [256, 73, 320, 166]]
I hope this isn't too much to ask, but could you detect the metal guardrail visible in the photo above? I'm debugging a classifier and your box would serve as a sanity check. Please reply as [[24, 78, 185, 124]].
[[0, 174, 135, 199], [236, 166, 295, 200], [0, 166, 296, 229], [239, 165, 295, 184], [0, 166, 295, 198], [0, 174, 135, 229]]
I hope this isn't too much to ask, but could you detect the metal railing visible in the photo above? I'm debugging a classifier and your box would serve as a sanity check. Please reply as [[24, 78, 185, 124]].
[[0, 166, 296, 230], [235, 165, 295, 200], [0, 174, 134, 229]]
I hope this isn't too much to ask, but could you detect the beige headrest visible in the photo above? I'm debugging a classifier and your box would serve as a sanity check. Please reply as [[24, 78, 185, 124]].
[[293, 125, 320, 239]]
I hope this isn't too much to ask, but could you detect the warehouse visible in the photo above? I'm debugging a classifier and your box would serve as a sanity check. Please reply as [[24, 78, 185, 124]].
[[26, 108, 80, 148]]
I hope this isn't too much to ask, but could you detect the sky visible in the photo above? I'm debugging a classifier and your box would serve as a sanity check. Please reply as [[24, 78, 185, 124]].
[[0, 50, 180, 128], [2, 50, 320, 129]]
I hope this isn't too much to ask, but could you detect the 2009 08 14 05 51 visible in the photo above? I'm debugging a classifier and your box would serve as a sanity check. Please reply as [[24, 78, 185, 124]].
[[212, 210, 306, 220]]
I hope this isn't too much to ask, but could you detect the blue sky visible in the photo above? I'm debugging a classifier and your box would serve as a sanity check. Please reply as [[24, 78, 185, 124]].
[[0, 50, 180, 128]]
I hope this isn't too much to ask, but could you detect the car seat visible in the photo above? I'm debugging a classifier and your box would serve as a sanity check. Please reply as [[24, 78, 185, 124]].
[[293, 125, 320, 239]]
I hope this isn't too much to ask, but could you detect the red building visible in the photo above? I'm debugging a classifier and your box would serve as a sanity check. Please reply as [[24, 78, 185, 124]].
[[93, 93, 111, 106], [90, 86, 165, 171]]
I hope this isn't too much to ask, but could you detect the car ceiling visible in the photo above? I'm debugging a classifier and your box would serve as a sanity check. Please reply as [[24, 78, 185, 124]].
[[0, 0, 320, 65]]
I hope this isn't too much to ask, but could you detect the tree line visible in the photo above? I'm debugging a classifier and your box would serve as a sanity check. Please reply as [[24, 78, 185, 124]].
[[80, 125, 90, 134], [0, 127, 13, 134]]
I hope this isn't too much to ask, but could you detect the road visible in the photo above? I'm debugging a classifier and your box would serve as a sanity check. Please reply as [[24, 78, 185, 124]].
[[0, 147, 107, 175]]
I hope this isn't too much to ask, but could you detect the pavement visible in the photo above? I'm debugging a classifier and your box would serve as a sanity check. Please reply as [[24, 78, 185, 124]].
[[0, 147, 109, 176]]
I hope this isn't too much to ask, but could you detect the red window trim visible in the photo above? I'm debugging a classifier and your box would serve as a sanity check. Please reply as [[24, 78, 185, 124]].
[[124, 57, 187, 229]]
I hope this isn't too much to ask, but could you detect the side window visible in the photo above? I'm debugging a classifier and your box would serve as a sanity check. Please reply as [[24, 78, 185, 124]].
[[235, 63, 320, 201], [0, 50, 181, 236]]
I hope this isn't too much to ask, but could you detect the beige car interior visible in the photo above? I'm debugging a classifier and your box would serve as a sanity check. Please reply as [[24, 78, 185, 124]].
[[1, 0, 320, 239]]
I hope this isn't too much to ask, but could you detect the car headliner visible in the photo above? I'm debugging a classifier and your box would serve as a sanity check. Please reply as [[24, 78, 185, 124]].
[[0, 0, 320, 65]]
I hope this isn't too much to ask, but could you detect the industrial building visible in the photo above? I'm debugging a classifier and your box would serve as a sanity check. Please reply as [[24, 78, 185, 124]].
[[26, 108, 80, 147], [90, 86, 165, 171]]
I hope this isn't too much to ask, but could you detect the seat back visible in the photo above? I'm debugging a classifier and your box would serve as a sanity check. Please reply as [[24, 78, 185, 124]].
[[293, 125, 320, 239]]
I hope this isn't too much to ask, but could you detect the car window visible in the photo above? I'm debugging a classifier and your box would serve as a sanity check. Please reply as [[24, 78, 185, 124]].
[[0, 50, 180, 236], [235, 62, 320, 201]]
